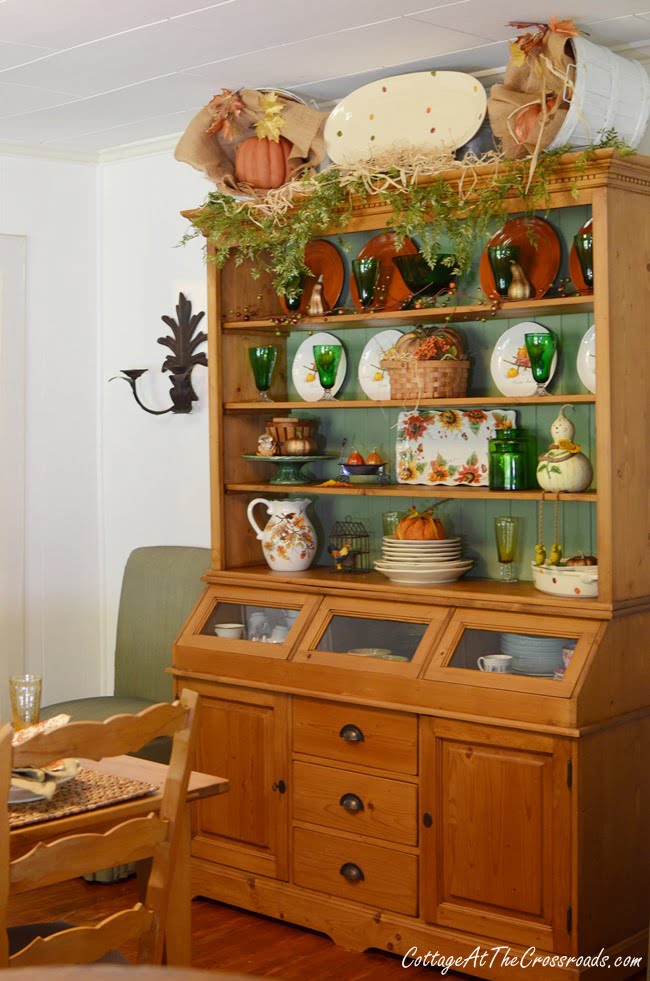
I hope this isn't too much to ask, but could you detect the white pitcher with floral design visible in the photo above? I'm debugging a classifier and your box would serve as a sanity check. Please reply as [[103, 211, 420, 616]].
[[246, 498, 317, 571]]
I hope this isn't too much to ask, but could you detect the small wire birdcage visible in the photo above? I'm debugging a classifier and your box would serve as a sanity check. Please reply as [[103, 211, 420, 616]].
[[327, 516, 370, 573]]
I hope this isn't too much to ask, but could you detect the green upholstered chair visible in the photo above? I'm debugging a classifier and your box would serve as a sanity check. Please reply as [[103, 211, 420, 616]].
[[41, 545, 209, 765]]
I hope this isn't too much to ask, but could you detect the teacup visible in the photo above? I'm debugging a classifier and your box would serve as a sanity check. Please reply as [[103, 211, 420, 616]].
[[562, 644, 576, 667], [215, 623, 244, 639], [478, 654, 513, 673]]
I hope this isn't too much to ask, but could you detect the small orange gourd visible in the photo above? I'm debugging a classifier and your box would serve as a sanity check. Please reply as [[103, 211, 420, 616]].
[[235, 135, 293, 190], [366, 449, 383, 465], [347, 449, 365, 465], [395, 507, 446, 541]]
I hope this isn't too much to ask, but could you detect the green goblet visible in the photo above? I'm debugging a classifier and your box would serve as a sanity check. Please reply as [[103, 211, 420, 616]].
[[574, 230, 594, 290], [488, 244, 520, 297], [248, 345, 277, 402], [352, 257, 380, 308], [282, 272, 305, 312], [494, 517, 519, 583], [313, 344, 343, 401], [524, 332, 557, 397]]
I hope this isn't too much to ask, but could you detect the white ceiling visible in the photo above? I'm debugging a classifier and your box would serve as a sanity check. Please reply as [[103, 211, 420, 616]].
[[2, 0, 650, 154]]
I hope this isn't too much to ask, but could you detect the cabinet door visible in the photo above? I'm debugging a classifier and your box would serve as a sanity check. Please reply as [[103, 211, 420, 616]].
[[189, 683, 289, 879], [421, 718, 572, 953]]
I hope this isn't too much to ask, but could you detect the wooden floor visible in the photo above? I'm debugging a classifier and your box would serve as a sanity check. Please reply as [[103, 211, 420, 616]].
[[7, 876, 646, 980], [7, 876, 461, 978]]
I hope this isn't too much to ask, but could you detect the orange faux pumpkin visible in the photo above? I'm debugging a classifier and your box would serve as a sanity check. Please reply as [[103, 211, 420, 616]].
[[514, 96, 557, 145], [235, 135, 293, 190], [347, 449, 365, 465], [366, 449, 383, 465], [395, 507, 446, 541], [395, 326, 465, 359]]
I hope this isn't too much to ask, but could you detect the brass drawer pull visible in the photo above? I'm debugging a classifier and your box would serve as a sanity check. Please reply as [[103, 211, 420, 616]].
[[339, 862, 365, 883], [339, 724, 365, 743], [339, 792, 365, 813]]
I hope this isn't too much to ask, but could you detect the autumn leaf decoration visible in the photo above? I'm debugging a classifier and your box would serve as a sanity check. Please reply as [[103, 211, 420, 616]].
[[205, 88, 246, 140], [507, 17, 579, 65], [254, 90, 286, 142]]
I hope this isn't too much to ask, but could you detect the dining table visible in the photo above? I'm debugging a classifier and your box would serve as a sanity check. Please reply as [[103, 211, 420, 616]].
[[8, 754, 229, 967]]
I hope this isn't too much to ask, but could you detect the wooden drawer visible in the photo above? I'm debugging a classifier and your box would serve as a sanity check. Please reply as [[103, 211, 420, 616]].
[[293, 828, 418, 915], [293, 761, 417, 845], [292, 698, 418, 775]]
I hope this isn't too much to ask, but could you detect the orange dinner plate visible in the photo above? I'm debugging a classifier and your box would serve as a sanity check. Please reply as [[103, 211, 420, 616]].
[[280, 239, 344, 315], [350, 232, 418, 311], [479, 216, 561, 301]]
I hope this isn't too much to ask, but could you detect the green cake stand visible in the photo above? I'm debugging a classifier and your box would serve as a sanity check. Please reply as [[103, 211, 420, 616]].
[[242, 454, 337, 485]]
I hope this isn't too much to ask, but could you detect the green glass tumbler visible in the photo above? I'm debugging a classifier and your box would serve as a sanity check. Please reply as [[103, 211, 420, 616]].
[[494, 516, 519, 584], [248, 345, 277, 402], [487, 244, 520, 297], [574, 230, 594, 290], [524, 332, 557, 396], [282, 272, 305, 312], [352, 257, 380, 308], [313, 344, 343, 401]]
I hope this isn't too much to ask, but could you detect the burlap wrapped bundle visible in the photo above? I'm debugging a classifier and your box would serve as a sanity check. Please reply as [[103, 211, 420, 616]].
[[488, 32, 574, 158], [174, 89, 328, 197]]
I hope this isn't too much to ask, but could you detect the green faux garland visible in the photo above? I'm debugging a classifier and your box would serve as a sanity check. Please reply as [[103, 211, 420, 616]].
[[182, 132, 632, 300]]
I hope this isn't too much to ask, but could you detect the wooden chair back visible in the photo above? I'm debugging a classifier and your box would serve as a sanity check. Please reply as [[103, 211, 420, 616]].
[[0, 689, 199, 968]]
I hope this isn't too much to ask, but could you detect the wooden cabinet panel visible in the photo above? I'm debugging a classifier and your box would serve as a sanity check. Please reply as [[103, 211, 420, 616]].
[[293, 697, 418, 774], [293, 827, 418, 915], [292, 761, 417, 845], [420, 718, 572, 952], [188, 683, 289, 879]]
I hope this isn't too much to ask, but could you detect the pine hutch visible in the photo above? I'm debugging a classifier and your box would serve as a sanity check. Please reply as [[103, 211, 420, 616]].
[[173, 150, 650, 980]]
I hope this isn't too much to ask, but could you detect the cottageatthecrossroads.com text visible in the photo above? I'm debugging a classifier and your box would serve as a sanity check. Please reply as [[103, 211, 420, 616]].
[[401, 946, 643, 973]]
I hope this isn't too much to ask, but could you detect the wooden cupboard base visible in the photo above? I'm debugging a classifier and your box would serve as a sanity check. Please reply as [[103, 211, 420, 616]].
[[191, 859, 647, 981]]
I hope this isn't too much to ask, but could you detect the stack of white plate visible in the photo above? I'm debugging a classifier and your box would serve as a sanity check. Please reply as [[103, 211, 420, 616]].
[[500, 633, 569, 677], [375, 537, 473, 584]]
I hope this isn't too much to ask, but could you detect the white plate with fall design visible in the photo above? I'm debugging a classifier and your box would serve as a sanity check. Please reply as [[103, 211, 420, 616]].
[[291, 331, 347, 402], [358, 329, 403, 400], [577, 324, 596, 393], [324, 72, 487, 165], [490, 322, 558, 397]]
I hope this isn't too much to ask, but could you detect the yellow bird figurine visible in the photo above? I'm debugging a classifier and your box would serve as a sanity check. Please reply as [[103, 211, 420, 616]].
[[534, 544, 547, 566], [548, 541, 563, 566]]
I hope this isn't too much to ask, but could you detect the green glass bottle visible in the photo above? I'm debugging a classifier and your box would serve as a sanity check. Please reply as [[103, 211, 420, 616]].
[[489, 428, 536, 491]]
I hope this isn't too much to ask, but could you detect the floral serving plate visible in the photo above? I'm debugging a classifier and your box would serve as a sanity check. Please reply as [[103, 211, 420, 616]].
[[324, 72, 487, 165], [490, 322, 557, 397], [396, 408, 517, 487]]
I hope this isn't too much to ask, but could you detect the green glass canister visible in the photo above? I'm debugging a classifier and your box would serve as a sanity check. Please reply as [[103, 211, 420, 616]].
[[489, 428, 536, 491]]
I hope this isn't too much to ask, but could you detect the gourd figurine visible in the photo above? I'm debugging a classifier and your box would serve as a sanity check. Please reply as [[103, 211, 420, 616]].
[[306, 275, 327, 317], [536, 404, 593, 493], [507, 260, 533, 300], [256, 433, 277, 457]]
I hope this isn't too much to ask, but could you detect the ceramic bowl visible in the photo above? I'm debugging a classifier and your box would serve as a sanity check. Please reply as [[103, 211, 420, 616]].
[[532, 563, 599, 598]]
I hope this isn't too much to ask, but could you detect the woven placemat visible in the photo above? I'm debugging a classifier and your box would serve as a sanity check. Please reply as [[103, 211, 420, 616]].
[[9, 767, 158, 829]]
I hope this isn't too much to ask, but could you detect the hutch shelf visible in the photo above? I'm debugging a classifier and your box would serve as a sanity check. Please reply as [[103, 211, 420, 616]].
[[174, 150, 649, 980]]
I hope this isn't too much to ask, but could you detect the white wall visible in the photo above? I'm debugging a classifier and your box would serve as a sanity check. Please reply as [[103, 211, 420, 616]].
[[0, 154, 100, 706], [99, 153, 210, 691]]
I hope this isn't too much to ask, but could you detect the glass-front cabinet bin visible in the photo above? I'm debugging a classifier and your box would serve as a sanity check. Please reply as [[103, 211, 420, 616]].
[[295, 597, 450, 677], [180, 585, 321, 661], [424, 609, 600, 692]]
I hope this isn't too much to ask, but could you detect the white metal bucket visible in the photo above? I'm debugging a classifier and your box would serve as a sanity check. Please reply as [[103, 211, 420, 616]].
[[547, 36, 650, 150]]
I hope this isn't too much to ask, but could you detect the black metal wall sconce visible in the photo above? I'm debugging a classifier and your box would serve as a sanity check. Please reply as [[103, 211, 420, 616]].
[[111, 292, 207, 415]]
